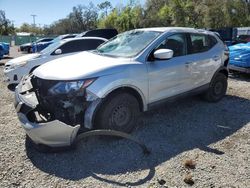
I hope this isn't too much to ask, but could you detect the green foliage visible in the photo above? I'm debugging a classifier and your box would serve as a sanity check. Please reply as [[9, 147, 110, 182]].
[[3, 0, 250, 35], [98, 1, 112, 17], [0, 10, 15, 35], [16, 23, 43, 35], [97, 0, 250, 32], [98, 2, 144, 32], [224, 0, 250, 27], [43, 2, 98, 35]]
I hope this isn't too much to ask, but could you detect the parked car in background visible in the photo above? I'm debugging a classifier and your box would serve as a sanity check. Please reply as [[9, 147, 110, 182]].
[[228, 42, 250, 73], [209, 27, 250, 46], [236, 35, 250, 43], [4, 37, 107, 86], [31, 34, 77, 53], [0, 45, 5, 60], [209, 28, 237, 46], [14, 27, 229, 149], [76, 28, 118, 39], [31, 29, 118, 53], [19, 38, 53, 53], [0, 42, 10, 60], [0, 42, 10, 55]]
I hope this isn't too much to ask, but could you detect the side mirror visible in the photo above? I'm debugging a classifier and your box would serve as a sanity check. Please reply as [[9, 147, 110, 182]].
[[54, 49, 62, 55], [154, 49, 173, 60]]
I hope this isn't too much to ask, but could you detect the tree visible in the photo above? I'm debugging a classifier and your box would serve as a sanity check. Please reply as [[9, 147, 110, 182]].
[[98, 1, 112, 17], [45, 3, 98, 35], [43, 0, 250, 35], [98, 2, 144, 32], [16, 23, 44, 35], [98, 9, 119, 29], [224, 0, 250, 27], [0, 10, 15, 35], [143, 0, 168, 27], [184, 0, 205, 28]]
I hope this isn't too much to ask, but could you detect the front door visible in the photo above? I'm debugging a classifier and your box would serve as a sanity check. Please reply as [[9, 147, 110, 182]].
[[147, 33, 193, 104]]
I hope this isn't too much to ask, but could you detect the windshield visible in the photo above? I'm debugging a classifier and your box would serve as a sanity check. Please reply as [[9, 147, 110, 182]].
[[40, 41, 62, 54], [96, 30, 161, 57]]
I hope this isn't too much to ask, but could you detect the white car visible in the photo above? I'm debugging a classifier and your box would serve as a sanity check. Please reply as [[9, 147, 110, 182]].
[[4, 37, 107, 86], [15, 27, 229, 149]]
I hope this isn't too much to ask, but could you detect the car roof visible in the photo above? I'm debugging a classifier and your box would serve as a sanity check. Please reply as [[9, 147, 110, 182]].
[[76, 29, 118, 39], [62, 36, 108, 43], [135, 27, 214, 35]]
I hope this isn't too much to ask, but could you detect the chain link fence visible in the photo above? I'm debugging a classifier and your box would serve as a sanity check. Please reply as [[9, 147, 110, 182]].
[[0, 35, 55, 46]]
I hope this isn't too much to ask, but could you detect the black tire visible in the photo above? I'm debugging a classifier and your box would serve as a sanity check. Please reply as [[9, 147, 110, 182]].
[[95, 93, 140, 133], [203, 73, 228, 102]]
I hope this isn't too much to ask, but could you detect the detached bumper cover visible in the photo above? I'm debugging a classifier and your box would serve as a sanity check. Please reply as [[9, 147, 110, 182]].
[[14, 81, 80, 147]]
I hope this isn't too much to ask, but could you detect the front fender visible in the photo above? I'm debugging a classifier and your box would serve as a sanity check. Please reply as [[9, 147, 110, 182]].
[[86, 72, 148, 111]]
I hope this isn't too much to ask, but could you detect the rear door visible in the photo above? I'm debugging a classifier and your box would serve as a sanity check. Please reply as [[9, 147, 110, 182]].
[[185, 33, 221, 88]]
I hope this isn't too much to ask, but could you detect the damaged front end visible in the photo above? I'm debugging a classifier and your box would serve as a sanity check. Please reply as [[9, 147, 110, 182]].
[[14, 74, 100, 147]]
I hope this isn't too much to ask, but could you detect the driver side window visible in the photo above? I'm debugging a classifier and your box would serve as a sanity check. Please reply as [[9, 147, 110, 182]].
[[156, 34, 186, 57]]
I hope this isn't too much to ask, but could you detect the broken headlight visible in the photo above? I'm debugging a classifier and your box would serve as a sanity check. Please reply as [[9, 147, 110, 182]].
[[48, 79, 95, 96]]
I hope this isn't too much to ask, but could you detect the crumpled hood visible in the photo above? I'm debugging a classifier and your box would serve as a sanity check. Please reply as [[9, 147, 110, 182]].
[[33, 51, 133, 80], [5, 53, 41, 66]]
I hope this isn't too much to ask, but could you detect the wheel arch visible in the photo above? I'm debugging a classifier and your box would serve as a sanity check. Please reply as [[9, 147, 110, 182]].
[[87, 86, 146, 130], [218, 67, 229, 78], [102, 86, 147, 112], [211, 66, 229, 82]]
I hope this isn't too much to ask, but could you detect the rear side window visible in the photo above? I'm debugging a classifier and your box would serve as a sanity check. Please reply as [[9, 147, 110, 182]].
[[189, 34, 217, 54], [53, 39, 104, 55]]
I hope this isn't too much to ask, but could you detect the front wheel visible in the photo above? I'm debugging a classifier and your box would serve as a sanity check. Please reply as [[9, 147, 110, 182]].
[[203, 73, 228, 102], [95, 93, 140, 133]]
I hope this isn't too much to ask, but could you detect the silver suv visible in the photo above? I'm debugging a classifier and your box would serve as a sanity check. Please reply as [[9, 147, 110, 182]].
[[14, 27, 229, 148]]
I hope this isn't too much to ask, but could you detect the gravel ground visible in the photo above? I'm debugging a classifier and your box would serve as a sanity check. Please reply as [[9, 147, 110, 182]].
[[0, 47, 249, 188]]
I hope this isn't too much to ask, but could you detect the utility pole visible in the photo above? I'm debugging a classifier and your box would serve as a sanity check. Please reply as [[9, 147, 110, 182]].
[[31, 14, 37, 27], [11, 20, 15, 27]]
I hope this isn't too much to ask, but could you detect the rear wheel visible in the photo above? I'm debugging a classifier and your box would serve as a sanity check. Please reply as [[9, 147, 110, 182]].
[[95, 93, 140, 133], [203, 73, 228, 102]]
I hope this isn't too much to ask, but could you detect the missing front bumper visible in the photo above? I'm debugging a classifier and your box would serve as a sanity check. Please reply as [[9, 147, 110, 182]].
[[18, 112, 80, 147], [14, 78, 102, 147], [15, 89, 81, 147]]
